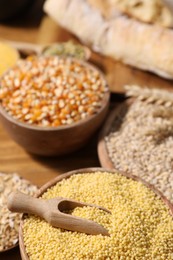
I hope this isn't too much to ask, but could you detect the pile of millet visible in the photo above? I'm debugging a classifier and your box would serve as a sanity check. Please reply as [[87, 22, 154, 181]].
[[23, 171, 173, 260]]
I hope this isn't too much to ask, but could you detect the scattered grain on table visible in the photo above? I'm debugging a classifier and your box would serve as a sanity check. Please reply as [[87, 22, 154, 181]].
[[0, 172, 37, 251], [105, 85, 173, 203], [23, 171, 173, 260]]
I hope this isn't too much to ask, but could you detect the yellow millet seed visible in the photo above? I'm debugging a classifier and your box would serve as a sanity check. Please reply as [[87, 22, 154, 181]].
[[23, 172, 173, 260]]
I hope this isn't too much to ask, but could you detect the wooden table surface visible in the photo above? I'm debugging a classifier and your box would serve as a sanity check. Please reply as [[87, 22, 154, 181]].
[[0, 1, 173, 259]]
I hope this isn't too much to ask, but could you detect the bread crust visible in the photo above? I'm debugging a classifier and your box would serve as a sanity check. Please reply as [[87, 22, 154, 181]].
[[44, 0, 173, 79], [107, 0, 173, 28]]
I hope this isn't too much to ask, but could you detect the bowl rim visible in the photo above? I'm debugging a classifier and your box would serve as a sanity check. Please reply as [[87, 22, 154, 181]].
[[0, 57, 110, 131], [19, 167, 173, 260], [0, 244, 18, 254], [41, 41, 91, 60], [98, 98, 133, 169]]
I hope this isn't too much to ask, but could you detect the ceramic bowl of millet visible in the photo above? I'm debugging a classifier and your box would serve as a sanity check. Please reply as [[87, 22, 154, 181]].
[[0, 56, 110, 156]]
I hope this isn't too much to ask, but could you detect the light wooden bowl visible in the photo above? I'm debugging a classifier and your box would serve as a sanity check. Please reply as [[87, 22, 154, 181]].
[[0, 244, 18, 254], [0, 58, 109, 156], [5, 40, 91, 60], [98, 99, 131, 169], [18, 167, 173, 260]]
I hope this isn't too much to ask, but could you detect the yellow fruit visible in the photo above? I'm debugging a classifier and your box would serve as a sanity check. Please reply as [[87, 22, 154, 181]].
[[0, 42, 19, 76]]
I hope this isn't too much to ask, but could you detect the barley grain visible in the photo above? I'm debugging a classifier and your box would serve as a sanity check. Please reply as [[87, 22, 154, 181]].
[[105, 86, 173, 203]]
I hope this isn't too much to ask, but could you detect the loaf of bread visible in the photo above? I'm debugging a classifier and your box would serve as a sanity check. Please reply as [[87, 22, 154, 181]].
[[44, 0, 173, 79], [108, 0, 173, 28]]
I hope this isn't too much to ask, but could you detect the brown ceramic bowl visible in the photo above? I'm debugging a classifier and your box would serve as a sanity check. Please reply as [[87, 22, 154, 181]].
[[18, 167, 173, 260], [0, 59, 110, 156]]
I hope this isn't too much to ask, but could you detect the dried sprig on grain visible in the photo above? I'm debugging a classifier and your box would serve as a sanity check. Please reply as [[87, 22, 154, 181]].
[[152, 106, 173, 119], [125, 85, 173, 106]]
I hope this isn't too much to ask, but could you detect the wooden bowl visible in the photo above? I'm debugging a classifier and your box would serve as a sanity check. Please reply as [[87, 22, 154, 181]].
[[18, 167, 173, 260], [0, 244, 18, 254], [5, 40, 91, 60], [0, 59, 110, 156], [98, 100, 131, 169], [41, 42, 91, 60]]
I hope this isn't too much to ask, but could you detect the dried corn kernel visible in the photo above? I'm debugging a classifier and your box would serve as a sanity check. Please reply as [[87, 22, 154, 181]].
[[23, 171, 173, 259], [0, 56, 108, 127]]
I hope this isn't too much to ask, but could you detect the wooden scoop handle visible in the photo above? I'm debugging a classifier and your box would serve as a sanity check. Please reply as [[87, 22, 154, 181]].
[[7, 191, 46, 217]]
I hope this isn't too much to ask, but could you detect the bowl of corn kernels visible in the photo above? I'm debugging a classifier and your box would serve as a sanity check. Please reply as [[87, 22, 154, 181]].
[[18, 168, 173, 260], [0, 56, 110, 156]]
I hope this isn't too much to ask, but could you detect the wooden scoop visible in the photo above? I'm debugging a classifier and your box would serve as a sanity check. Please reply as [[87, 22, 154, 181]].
[[7, 191, 110, 236]]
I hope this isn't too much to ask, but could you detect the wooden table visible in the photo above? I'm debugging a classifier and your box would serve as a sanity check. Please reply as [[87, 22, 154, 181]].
[[0, 2, 173, 259]]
